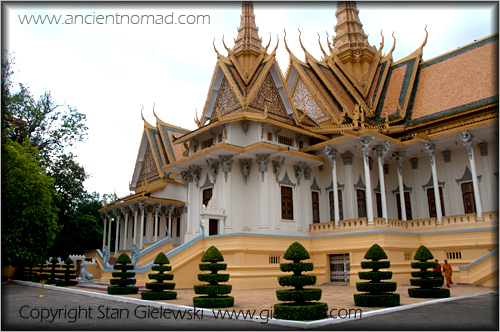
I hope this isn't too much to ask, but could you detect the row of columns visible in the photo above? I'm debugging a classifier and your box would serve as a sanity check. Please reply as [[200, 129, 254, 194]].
[[101, 202, 179, 255], [322, 131, 484, 226]]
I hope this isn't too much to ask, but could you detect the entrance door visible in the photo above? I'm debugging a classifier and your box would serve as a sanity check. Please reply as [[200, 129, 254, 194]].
[[209, 219, 218, 236], [330, 254, 350, 282]]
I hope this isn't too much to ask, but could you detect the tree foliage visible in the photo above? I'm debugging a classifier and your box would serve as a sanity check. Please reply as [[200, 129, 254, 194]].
[[1, 51, 103, 266], [1, 138, 61, 267]]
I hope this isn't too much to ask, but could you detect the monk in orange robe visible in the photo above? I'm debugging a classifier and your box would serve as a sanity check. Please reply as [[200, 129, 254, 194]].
[[442, 260, 453, 288], [433, 259, 442, 279]]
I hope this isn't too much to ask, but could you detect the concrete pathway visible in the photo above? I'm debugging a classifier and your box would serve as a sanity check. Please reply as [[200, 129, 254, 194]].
[[2, 281, 498, 330]]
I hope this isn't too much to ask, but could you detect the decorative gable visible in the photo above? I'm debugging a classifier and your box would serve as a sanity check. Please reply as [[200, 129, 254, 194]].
[[249, 72, 289, 120], [210, 75, 241, 122], [292, 77, 330, 123], [136, 143, 160, 188]]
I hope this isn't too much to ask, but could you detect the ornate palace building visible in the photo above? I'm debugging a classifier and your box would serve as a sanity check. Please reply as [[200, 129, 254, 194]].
[[93, 2, 498, 289]]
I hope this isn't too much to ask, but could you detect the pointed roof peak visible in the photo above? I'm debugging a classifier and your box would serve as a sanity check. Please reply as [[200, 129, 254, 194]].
[[332, 1, 376, 55], [233, 1, 263, 55]]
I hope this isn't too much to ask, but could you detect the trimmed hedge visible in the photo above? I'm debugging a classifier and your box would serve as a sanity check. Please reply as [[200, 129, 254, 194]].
[[408, 288, 451, 298], [411, 262, 437, 270], [142, 291, 177, 301], [353, 294, 400, 307], [193, 246, 233, 308], [276, 289, 322, 302], [355, 282, 397, 294], [354, 244, 400, 307], [194, 284, 232, 296], [410, 278, 444, 288], [278, 275, 317, 288], [274, 242, 327, 321], [141, 252, 177, 301], [361, 261, 391, 270], [55, 258, 78, 287], [280, 263, 314, 274], [199, 263, 227, 272], [274, 302, 328, 321], [358, 271, 393, 282], [193, 296, 234, 308], [198, 273, 230, 284], [408, 245, 449, 298], [107, 286, 139, 295], [145, 282, 176, 292], [108, 253, 139, 295], [46, 258, 60, 284]]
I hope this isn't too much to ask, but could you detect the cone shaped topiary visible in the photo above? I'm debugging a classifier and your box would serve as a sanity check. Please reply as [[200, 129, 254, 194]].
[[193, 245, 234, 308], [46, 257, 60, 284], [274, 242, 328, 321], [354, 244, 400, 307], [56, 258, 78, 287], [141, 252, 177, 300], [107, 253, 139, 295], [408, 245, 449, 298]]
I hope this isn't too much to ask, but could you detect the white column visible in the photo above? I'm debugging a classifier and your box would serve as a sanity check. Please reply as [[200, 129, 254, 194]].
[[360, 137, 374, 224], [168, 205, 174, 239], [257, 154, 270, 229], [304, 167, 312, 229], [121, 207, 128, 250], [182, 171, 193, 239], [139, 202, 145, 249], [423, 142, 443, 224], [376, 142, 390, 224], [341, 152, 355, 220], [394, 151, 407, 221], [107, 215, 112, 249], [133, 205, 138, 246], [154, 203, 160, 242], [459, 132, 484, 221], [114, 213, 120, 257], [324, 147, 340, 226], [101, 214, 107, 252], [220, 155, 234, 232], [478, 143, 494, 211]]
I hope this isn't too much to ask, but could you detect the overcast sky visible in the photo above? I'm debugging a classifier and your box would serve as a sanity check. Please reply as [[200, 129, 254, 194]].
[[4, 1, 498, 199]]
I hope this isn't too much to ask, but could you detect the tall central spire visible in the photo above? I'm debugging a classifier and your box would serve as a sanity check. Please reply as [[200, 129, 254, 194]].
[[233, 1, 262, 55], [332, 1, 375, 54], [331, 1, 377, 81]]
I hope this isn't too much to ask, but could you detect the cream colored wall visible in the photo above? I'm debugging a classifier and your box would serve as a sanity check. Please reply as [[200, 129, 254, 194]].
[[95, 222, 497, 290]]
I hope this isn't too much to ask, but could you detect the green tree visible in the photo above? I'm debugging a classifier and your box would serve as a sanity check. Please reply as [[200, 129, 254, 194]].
[[1, 138, 61, 267], [2, 51, 103, 260]]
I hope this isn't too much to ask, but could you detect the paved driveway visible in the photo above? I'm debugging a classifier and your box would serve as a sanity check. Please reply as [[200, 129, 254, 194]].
[[2, 283, 498, 330]]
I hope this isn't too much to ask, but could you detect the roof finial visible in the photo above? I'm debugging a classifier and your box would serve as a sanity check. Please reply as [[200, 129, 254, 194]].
[[263, 33, 271, 52], [318, 33, 328, 59], [213, 38, 222, 59], [152, 102, 157, 118], [326, 31, 334, 54], [271, 34, 279, 54], [222, 35, 230, 52], [140, 105, 145, 121], [194, 108, 202, 128], [283, 29, 291, 53], [298, 28, 306, 52], [233, 1, 262, 54], [378, 30, 384, 52]]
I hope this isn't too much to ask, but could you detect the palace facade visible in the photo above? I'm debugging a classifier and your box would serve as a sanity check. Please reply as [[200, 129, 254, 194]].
[[93, 2, 498, 289]]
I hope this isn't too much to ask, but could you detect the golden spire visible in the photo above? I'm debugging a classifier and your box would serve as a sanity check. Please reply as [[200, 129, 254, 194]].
[[331, 1, 377, 80], [332, 1, 375, 54], [233, 1, 262, 55]]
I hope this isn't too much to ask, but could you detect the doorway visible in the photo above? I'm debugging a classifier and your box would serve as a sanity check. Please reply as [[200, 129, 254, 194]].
[[330, 254, 350, 282], [209, 219, 218, 236]]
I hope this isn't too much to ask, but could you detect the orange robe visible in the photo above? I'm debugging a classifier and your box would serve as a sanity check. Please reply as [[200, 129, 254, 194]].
[[442, 263, 453, 285]]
